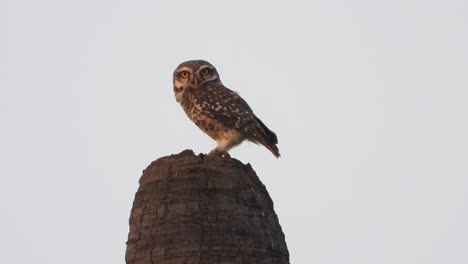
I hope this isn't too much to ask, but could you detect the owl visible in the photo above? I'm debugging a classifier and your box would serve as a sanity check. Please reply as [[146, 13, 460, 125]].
[[173, 60, 280, 158]]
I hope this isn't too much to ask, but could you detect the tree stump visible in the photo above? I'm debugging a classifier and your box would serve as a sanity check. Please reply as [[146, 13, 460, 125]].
[[125, 150, 289, 264]]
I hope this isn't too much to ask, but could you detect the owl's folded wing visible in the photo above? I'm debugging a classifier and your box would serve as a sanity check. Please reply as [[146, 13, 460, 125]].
[[190, 88, 256, 131]]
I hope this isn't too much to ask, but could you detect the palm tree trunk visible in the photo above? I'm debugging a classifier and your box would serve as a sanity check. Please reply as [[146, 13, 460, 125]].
[[126, 150, 289, 264]]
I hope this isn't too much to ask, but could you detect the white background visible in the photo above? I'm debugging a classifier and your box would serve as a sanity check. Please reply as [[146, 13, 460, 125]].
[[1, 0, 467, 263]]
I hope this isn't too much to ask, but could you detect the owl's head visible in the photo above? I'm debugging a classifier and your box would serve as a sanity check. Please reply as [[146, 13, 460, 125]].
[[173, 60, 220, 102]]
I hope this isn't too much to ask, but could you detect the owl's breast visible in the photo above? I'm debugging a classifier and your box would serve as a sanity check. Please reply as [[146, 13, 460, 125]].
[[179, 100, 225, 141]]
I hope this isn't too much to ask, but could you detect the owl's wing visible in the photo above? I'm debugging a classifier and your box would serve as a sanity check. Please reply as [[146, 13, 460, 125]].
[[190, 84, 280, 157], [190, 85, 256, 131]]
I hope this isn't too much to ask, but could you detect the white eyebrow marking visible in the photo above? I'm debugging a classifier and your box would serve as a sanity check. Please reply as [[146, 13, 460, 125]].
[[175, 66, 194, 73], [194, 65, 212, 74]]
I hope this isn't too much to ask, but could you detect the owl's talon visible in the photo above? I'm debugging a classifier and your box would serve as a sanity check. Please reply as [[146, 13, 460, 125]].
[[209, 149, 230, 158]]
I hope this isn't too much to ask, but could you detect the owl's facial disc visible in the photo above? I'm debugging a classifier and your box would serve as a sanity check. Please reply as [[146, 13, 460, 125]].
[[172, 62, 219, 102]]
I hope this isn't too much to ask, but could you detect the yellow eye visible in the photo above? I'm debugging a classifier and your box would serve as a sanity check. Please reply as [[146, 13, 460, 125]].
[[180, 71, 190, 78], [201, 68, 210, 76]]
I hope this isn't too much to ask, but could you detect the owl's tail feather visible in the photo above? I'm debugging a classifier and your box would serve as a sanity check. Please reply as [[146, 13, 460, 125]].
[[254, 116, 280, 158], [265, 143, 281, 158]]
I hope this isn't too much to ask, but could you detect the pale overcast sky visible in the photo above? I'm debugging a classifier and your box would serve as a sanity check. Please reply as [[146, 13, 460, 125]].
[[1, 0, 467, 263]]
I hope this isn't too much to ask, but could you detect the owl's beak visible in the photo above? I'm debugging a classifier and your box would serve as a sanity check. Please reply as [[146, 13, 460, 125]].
[[190, 76, 201, 87]]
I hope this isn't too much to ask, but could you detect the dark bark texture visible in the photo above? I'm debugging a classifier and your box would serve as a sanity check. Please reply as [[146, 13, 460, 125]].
[[126, 150, 289, 264]]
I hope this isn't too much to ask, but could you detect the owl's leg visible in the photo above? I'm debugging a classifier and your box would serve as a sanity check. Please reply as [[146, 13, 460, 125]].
[[209, 140, 230, 157], [209, 135, 242, 158], [209, 138, 232, 158]]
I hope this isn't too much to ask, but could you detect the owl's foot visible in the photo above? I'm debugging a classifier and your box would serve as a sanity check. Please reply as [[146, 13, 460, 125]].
[[208, 149, 231, 158]]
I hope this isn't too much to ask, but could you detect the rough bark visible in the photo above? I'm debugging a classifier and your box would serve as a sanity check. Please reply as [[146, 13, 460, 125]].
[[126, 149, 289, 264]]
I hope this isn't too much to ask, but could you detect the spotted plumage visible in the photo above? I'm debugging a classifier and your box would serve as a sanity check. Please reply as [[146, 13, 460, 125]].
[[173, 60, 280, 158]]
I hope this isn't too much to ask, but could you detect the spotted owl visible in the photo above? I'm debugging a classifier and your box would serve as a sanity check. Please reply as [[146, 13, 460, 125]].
[[173, 60, 280, 158]]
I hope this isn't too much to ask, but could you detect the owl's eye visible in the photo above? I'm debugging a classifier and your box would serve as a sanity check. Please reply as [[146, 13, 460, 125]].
[[180, 71, 190, 79], [201, 68, 211, 76]]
